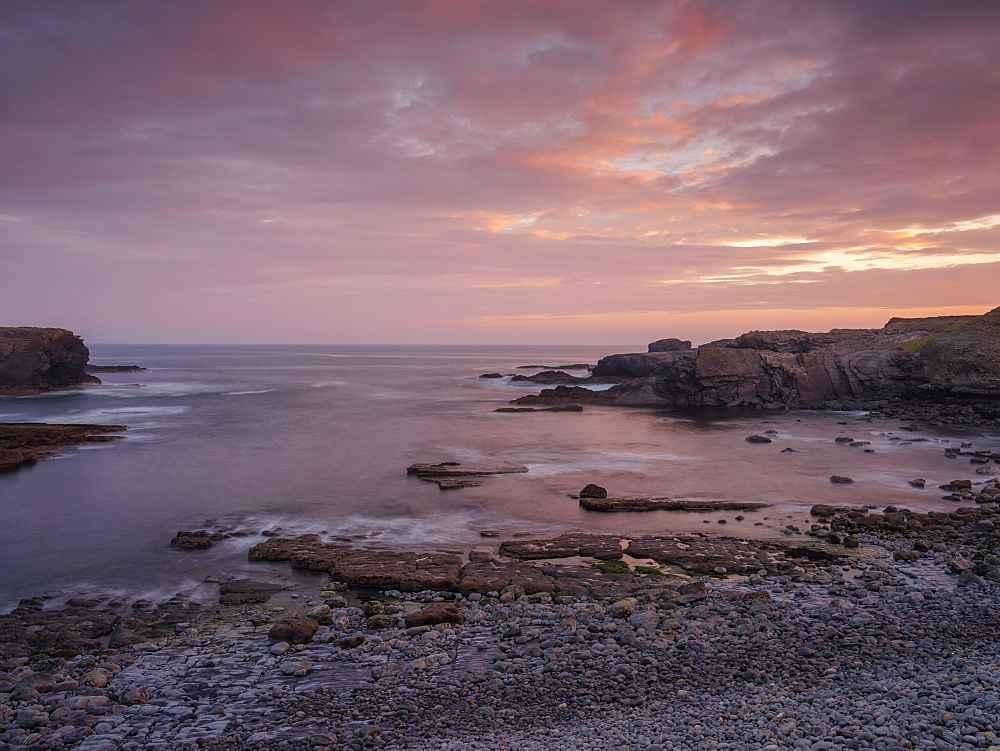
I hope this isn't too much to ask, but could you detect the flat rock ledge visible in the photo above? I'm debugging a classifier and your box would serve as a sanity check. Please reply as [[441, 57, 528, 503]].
[[406, 462, 529, 476], [84, 364, 147, 373], [248, 532, 848, 602], [407, 461, 529, 490], [0, 423, 127, 470], [578, 497, 771, 512]]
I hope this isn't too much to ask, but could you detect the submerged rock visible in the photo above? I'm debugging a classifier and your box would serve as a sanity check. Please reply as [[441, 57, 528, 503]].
[[0, 423, 127, 470], [406, 462, 529, 476], [579, 497, 768, 512]]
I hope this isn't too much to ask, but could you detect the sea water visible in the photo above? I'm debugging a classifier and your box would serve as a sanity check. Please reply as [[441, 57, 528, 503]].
[[1, 343, 996, 610]]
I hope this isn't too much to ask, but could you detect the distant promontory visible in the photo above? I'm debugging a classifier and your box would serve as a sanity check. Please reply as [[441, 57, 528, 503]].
[[0, 327, 98, 395], [515, 306, 1000, 411]]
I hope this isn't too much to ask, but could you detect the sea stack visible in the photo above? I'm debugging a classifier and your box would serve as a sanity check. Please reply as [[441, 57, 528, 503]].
[[0, 327, 98, 395]]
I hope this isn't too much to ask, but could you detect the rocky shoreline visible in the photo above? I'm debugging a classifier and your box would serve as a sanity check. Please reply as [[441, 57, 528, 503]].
[[3, 320, 1000, 748], [1, 514, 998, 750], [504, 307, 1000, 417]]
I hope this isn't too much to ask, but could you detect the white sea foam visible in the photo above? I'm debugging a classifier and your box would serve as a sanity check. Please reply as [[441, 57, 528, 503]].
[[524, 450, 698, 477], [223, 510, 554, 550], [310, 381, 350, 388], [90, 382, 235, 398], [41, 405, 191, 425], [222, 388, 275, 395]]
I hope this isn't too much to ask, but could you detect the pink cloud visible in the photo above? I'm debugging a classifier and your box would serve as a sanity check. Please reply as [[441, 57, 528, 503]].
[[0, 0, 997, 342]]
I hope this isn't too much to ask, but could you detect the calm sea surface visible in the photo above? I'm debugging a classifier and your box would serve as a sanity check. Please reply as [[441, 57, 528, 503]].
[[1, 344, 996, 610]]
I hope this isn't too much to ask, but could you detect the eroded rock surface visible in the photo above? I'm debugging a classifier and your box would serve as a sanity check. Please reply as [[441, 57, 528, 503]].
[[579, 497, 769, 512], [523, 308, 1000, 409], [0, 423, 127, 470], [0, 327, 97, 394]]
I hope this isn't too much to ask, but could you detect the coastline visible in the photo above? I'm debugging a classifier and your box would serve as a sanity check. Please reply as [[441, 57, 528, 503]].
[[1, 512, 998, 749], [1, 349, 999, 749]]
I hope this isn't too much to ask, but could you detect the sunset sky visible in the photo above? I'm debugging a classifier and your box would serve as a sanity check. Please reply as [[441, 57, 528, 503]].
[[1, 0, 998, 344]]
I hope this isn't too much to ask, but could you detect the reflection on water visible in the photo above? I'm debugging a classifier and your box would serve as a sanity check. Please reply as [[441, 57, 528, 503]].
[[0, 343, 997, 609]]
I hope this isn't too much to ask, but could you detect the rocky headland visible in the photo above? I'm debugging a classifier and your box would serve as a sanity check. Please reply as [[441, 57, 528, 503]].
[[0, 328, 98, 395], [513, 307, 1000, 418]]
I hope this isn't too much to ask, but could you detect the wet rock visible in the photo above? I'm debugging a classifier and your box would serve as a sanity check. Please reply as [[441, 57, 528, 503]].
[[333, 632, 366, 649], [629, 609, 660, 631], [460, 561, 554, 595], [579, 483, 608, 499], [403, 604, 464, 628], [425, 477, 485, 489], [119, 687, 152, 705], [581, 497, 768, 512], [366, 614, 398, 629], [607, 598, 638, 618], [13, 672, 55, 693], [84, 364, 146, 373], [830, 475, 854, 484], [940, 479, 973, 491], [493, 405, 584, 412], [745, 435, 772, 444], [267, 617, 319, 645], [500, 533, 623, 561], [330, 550, 464, 592], [406, 462, 529, 477], [0, 423, 127, 470], [218, 579, 285, 605], [169, 530, 227, 549], [279, 658, 313, 676]]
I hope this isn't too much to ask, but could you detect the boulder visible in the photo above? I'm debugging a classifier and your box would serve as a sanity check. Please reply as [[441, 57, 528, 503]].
[[579, 483, 608, 499], [648, 338, 692, 352], [267, 617, 319, 645], [403, 604, 465, 628]]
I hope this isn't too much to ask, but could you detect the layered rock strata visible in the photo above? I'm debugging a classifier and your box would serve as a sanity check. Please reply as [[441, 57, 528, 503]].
[[0, 327, 98, 394], [516, 308, 1000, 409]]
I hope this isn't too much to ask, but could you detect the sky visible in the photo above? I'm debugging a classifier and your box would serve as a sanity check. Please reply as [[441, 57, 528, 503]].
[[1, 0, 998, 345]]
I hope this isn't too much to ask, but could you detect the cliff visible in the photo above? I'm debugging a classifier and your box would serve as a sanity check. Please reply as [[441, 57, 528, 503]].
[[0, 327, 98, 395], [522, 308, 1000, 410]]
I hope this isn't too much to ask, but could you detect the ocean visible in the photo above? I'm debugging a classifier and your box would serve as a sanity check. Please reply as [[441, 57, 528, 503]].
[[0, 343, 994, 610]]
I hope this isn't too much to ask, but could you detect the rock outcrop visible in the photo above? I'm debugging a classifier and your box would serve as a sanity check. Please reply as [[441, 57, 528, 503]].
[[0, 327, 97, 394], [572, 308, 1000, 409], [0, 423, 127, 470], [648, 338, 691, 352]]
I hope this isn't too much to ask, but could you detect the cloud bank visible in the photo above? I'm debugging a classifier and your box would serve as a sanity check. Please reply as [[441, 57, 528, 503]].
[[1, 0, 997, 343]]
